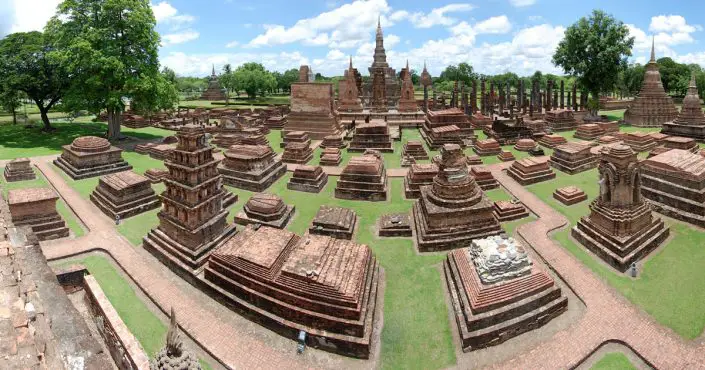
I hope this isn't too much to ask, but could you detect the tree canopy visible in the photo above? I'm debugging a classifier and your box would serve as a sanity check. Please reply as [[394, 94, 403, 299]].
[[233, 62, 276, 98], [552, 9, 634, 112], [438, 63, 477, 86]]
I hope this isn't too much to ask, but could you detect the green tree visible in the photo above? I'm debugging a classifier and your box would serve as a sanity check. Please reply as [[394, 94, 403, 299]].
[[0, 31, 70, 131], [279, 68, 299, 93], [657, 57, 690, 95], [439, 62, 477, 86], [161, 66, 177, 84], [233, 62, 276, 98], [0, 89, 23, 125], [552, 9, 634, 115], [131, 70, 178, 116], [48, 0, 163, 139]]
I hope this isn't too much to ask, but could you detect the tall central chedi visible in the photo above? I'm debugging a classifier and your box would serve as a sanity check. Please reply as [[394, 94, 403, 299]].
[[624, 40, 678, 127], [572, 144, 670, 271], [367, 17, 399, 110], [144, 125, 237, 276]]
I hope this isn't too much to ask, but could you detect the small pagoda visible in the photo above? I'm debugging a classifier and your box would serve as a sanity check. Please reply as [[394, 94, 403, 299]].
[[624, 40, 678, 127], [662, 72, 705, 140], [397, 60, 417, 112], [338, 57, 364, 112], [143, 125, 237, 276], [200, 65, 227, 101]]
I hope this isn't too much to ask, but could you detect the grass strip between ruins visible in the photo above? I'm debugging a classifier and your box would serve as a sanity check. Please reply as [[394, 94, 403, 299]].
[[589, 352, 637, 370], [54, 255, 214, 370], [526, 168, 705, 339], [0, 167, 85, 238]]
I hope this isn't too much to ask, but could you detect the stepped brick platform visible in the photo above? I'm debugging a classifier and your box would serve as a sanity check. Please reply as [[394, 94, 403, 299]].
[[444, 235, 567, 352], [404, 163, 438, 199], [281, 142, 313, 164], [514, 139, 537, 152], [401, 154, 417, 167], [641, 149, 705, 227], [473, 139, 501, 156], [425, 108, 474, 138], [348, 120, 393, 152], [287, 165, 328, 193], [471, 166, 499, 190], [4, 158, 35, 182], [624, 44, 678, 127], [8, 188, 69, 241], [203, 225, 379, 358], [492, 201, 529, 222], [549, 142, 598, 174], [280, 131, 311, 149], [553, 186, 588, 205], [497, 151, 515, 162], [508, 157, 556, 185], [413, 144, 502, 252], [285, 83, 343, 140], [523, 118, 547, 134], [143, 125, 238, 277], [320, 147, 342, 166], [421, 124, 464, 149], [466, 155, 482, 166], [403, 140, 429, 160], [623, 132, 657, 152], [598, 135, 620, 145], [662, 73, 705, 140], [544, 109, 578, 131], [470, 112, 492, 129], [264, 115, 286, 129], [484, 118, 534, 146], [90, 171, 160, 220], [321, 134, 346, 149], [54, 136, 132, 180], [598, 121, 619, 134], [218, 144, 286, 192], [335, 152, 387, 201], [537, 134, 567, 149], [234, 193, 294, 229], [649, 132, 669, 144], [135, 136, 178, 160], [574, 124, 604, 140], [309, 205, 357, 240], [378, 213, 412, 237], [649, 136, 698, 157], [572, 144, 670, 271], [144, 168, 169, 184]]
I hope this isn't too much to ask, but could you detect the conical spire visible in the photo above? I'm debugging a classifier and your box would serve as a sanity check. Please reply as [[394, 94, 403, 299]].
[[650, 36, 656, 63], [212, 64, 216, 76], [166, 307, 183, 358], [349, 55, 353, 70], [688, 71, 697, 92], [406, 59, 409, 71]]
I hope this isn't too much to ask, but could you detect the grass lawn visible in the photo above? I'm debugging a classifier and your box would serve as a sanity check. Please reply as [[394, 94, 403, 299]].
[[0, 167, 85, 238], [526, 169, 705, 339], [590, 352, 636, 370], [55, 255, 214, 370]]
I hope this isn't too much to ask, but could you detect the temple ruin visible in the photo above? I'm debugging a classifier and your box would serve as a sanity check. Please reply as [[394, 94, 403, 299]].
[[90, 170, 161, 220], [218, 144, 286, 192], [309, 205, 357, 240], [234, 192, 294, 229], [662, 72, 705, 140], [287, 165, 328, 193], [54, 136, 132, 180], [3, 158, 35, 182], [508, 157, 556, 185], [549, 142, 598, 174], [335, 151, 388, 201], [8, 188, 69, 241]]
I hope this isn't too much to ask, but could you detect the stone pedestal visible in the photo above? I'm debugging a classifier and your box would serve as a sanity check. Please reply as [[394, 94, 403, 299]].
[[144, 168, 169, 184], [234, 193, 294, 229], [537, 134, 567, 149], [662, 73, 705, 139], [280, 131, 311, 149], [496, 151, 515, 162], [282, 142, 313, 164], [378, 213, 412, 237], [309, 205, 357, 240], [8, 188, 69, 241], [549, 142, 598, 174], [90, 171, 160, 219], [404, 163, 438, 199], [574, 124, 604, 140], [264, 115, 286, 129], [553, 186, 587, 205], [466, 155, 482, 166], [544, 109, 577, 131], [473, 139, 501, 156], [470, 166, 499, 190], [218, 144, 286, 192], [402, 140, 429, 160], [320, 147, 342, 166], [508, 157, 556, 185], [3, 158, 35, 182], [514, 139, 536, 152], [348, 120, 393, 152], [492, 201, 529, 222], [623, 132, 657, 152], [335, 152, 387, 201], [321, 135, 346, 149], [54, 136, 132, 180], [287, 165, 328, 193]]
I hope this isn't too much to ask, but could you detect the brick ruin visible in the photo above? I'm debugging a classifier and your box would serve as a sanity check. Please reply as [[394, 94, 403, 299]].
[[444, 235, 567, 351], [413, 144, 502, 252], [264, 114, 287, 129], [281, 141, 313, 165], [662, 73, 705, 140], [200, 65, 227, 101], [466, 155, 482, 166], [320, 147, 342, 166], [378, 213, 412, 237], [54, 136, 132, 180], [421, 109, 468, 149], [598, 135, 621, 145], [543, 109, 578, 132], [234, 192, 294, 229], [473, 139, 502, 156], [145, 168, 169, 184], [335, 151, 388, 201], [397, 61, 418, 113], [204, 225, 379, 358], [218, 144, 286, 192], [483, 118, 534, 146], [549, 142, 598, 174], [492, 201, 529, 222], [471, 166, 499, 191], [574, 124, 604, 140], [508, 156, 556, 185], [514, 139, 537, 152], [280, 130, 310, 148], [648, 136, 698, 157], [470, 111, 493, 129], [623, 132, 657, 152], [135, 135, 178, 160], [402, 140, 429, 161], [348, 120, 393, 153], [143, 125, 238, 276], [309, 205, 357, 240], [404, 163, 438, 199], [537, 134, 567, 149], [624, 42, 678, 127], [286, 82, 343, 140], [90, 170, 161, 220], [287, 165, 328, 193], [572, 144, 670, 271], [321, 134, 346, 149], [496, 150, 515, 162], [553, 186, 587, 206], [8, 188, 69, 241], [338, 57, 364, 113], [641, 149, 705, 227], [3, 158, 35, 182]]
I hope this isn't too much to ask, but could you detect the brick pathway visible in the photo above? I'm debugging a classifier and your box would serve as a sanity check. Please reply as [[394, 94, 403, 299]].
[[25, 156, 705, 369]]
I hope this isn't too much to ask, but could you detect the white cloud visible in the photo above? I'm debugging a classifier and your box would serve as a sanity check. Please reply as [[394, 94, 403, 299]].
[[225, 41, 239, 48], [677, 52, 705, 67], [9, 0, 61, 33], [386, 34, 401, 48], [509, 0, 536, 7], [473, 15, 512, 34], [151, 1, 178, 22], [649, 15, 696, 34], [326, 49, 346, 60], [401, 3, 475, 29], [162, 30, 200, 46]]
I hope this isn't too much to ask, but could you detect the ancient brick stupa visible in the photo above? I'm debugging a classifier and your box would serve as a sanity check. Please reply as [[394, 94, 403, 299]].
[[335, 151, 388, 201], [54, 136, 132, 180], [624, 41, 678, 127], [549, 142, 597, 174], [218, 144, 286, 191], [337, 57, 364, 112], [90, 170, 160, 220], [3, 158, 35, 182], [348, 119, 393, 152], [413, 144, 502, 252], [285, 66, 343, 139], [444, 235, 567, 351], [150, 308, 201, 370], [200, 65, 227, 101], [572, 144, 670, 271], [204, 226, 379, 358], [143, 125, 237, 276], [234, 192, 294, 229], [662, 72, 705, 139], [397, 60, 418, 112], [8, 188, 69, 241]]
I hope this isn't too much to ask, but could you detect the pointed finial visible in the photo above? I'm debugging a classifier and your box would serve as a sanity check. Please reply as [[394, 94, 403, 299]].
[[166, 307, 184, 358], [378, 15, 381, 28], [212, 64, 216, 76], [406, 59, 409, 70], [650, 36, 656, 62], [349, 55, 353, 69], [690, 70, 697, 88]]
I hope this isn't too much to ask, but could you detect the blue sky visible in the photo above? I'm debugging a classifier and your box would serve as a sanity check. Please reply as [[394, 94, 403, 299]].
[[3, 0, 705, 77]]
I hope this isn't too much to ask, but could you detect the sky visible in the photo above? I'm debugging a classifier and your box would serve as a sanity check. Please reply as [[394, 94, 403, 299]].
[[2, 0, 705, 78]]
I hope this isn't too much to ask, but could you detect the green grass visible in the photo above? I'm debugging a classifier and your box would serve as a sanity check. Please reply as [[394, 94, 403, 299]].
[[590, 352, 636, 370], [1, 167, 85, 238], [526, 169, 705, 339], [55, 255, 216, 369]]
